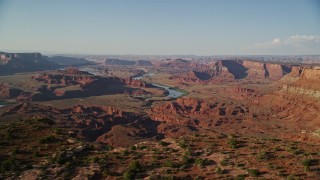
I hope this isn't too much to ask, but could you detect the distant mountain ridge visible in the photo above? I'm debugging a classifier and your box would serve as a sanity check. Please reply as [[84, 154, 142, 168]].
[[0, 52, 60, 75], [0, 52, 94, 75], [105, 59, 152, 66], [48, 56, 95, 66]]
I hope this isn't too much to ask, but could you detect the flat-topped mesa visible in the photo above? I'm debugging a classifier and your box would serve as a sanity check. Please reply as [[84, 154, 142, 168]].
[[240, 60, 288, 80], [0, 52, 42, 61], [0, 54, 11, 64], [34, 72, 98, 86], [156, 59, 190, 67], [122, 78, 148, 88], [71, 105, 124, 117], [57, 67, 92, 75], [0, 52, 60, 75], [210, 60, 292, 80], [169, 70, 210, 83], [283, 65, 319, 80]]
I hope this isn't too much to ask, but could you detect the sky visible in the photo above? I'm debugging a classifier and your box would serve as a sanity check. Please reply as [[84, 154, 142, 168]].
[[0, 0, 319, 55]]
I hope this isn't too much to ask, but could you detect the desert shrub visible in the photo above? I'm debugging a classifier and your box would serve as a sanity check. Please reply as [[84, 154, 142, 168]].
[[159, 141, 169, 146], [104, 145, 113, 151], [178, 139, 187, 148], [33, 151, 40, 157], [302, 158, 318, 172], [37, 118, 55, 125], [220, 159, 228, 166], [123, 170, 133, 180], [286, 145, 301, 155], [163, 160, 174, 168], [39, 135, 56, 144], [102, 169, 109, 177], [129, 160, 143, 172], [228, 137, 238, 149], [54, 128, 63, 134], [215, 166, 223, 174], [130, 145, 137, 151], [139, 146, 147, 150], [258, 151, 269, 160], [184, 147, 192, 156], [0, 157, 20, 173], [195, 176, 205, 180], [152, 154, 161, 161], [304, 165, 310, 172], [11, 146, 19, 155], [286, 174, 296, 180], [122, 150, 130, 156], [247, 169, 260, 177], [194, 158, 209, 168], [236, 163, 245, 167], [123, 160, 144, 180], [52, 151, 71, 165], [5, 130, 14, 140], [302, 158, 316, 166], [236, 174, 248, 180], [182, 155, 193, 164]]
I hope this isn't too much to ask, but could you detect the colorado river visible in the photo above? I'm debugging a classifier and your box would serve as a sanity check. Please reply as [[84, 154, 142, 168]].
[[133, 73, 186, 98], [151, 83, 185, 98]]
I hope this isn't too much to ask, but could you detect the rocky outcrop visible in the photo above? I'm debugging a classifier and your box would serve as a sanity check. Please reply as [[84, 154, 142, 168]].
[[280, 85, 320, 99], [0, 83, 11, 99], [301, 67, 320, 81], [35, 69, 148, 88], [96, 124, 153, 147], [226, 86, 260, 100], [155, 59, 190, 68], [30, 69, 155, 101], [35, 73, 97, 86], [210, 60, 291, 80], [169, 71, 209, 83], [1, 103, 134, 139], [211, 61, 235, 79], [0, 103, 161, 147], [122, 78, 148, 88], [286, 66, 303, 78], [0, 83, 23, 100], [239, 60, 290, 80], [279, 67, 320, 99], [34, 68, 96, 86], [149, 98, 250, 127], [168, 60, 293, 84]]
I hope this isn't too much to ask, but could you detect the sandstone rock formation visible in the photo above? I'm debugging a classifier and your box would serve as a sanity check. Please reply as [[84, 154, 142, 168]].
[[0, 83, 24, 100], [168, 60, 293, 84], [149, 98, 250, 127]]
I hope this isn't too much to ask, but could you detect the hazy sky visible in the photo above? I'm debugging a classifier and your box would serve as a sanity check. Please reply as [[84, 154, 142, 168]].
[[0, 0, 319, 55]]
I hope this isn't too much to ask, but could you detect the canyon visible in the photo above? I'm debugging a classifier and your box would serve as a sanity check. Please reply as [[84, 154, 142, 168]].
[[0, 54, 319, 179]]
